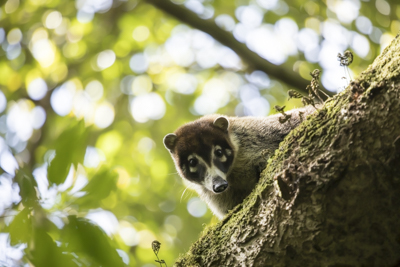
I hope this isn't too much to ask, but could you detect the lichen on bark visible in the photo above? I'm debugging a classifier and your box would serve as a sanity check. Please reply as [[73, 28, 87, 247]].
[[175, 33, 400, 266]]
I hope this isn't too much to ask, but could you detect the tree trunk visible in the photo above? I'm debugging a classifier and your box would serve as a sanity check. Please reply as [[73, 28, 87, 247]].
[[175, 33, 400, 266]]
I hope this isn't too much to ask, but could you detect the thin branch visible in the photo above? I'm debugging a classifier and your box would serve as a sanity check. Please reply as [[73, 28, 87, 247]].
[[144, 0, 334, 97]]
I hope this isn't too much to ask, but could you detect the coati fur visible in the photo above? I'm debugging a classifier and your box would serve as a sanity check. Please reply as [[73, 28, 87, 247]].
[[164, 106, 317, 219]]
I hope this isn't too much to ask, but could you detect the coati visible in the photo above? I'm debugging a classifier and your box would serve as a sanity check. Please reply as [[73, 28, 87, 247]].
[[163, 106, 316, 219]]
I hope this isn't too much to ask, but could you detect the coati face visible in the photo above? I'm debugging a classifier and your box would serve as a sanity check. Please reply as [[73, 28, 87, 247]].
[[164, 116, 235, 194]]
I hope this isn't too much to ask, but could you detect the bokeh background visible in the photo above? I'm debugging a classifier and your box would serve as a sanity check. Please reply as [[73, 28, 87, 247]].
[[0, 0, 398, 266]]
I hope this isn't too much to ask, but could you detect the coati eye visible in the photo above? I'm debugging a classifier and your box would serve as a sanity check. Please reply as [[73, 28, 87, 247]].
[[189, 158, 198, 167], [215, 149, 223, 158]]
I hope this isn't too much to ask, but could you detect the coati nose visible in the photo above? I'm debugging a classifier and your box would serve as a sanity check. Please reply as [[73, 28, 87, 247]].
[[212, 177, 228, 193]]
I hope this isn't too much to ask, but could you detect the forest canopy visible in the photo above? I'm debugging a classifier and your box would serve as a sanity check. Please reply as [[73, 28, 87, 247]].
[[0, 0, 398, 266]]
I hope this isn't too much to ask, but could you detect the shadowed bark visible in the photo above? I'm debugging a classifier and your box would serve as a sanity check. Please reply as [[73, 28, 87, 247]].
[[174, 33, 400, 266]]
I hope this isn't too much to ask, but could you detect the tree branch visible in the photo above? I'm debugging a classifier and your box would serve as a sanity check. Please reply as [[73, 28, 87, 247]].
[[144, 0, 333, 97]]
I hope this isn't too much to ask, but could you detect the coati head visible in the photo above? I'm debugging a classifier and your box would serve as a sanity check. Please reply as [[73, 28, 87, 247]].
[[164, 116, 235, 194]]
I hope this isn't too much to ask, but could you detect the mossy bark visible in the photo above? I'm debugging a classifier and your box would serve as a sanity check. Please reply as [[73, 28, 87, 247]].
[[175, 33, 400, 266]]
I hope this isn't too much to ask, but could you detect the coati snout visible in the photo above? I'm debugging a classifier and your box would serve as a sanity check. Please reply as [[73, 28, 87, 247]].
[[164, 107, 317, 219], [212, 177, 228, 193]]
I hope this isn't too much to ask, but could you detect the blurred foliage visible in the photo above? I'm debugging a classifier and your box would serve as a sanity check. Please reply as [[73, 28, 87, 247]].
[[0, 0, 398, 266]]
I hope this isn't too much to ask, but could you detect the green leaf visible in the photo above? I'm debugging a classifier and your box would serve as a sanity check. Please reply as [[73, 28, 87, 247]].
[[28, 228, 79, 267], [47, 120, 88, 185], [8, 207, 32, 245], [0, 0, 7, 8], [74, 167, 118, 208], [14, 168, 38, 206], [63, 216, 126, 267]]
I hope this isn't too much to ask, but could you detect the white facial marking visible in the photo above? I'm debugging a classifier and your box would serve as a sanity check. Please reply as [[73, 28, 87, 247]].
[[204, 164, 227, 192], [201, 148, 226, 192], [191, 155, 226, 192], [188, 155, 197, 173], [214, 145, 227, 162]]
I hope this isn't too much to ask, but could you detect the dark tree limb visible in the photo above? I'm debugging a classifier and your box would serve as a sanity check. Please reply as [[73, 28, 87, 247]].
[[144, 0, 333, 97], [174, 33, 400, 266]]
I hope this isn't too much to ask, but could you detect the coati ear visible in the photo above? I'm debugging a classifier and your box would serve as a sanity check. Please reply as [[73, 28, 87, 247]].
[[213, 117, 229, 132], [163, 133, 177, 151]]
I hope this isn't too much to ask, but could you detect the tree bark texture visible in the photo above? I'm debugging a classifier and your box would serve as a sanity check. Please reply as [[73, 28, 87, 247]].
[[175, 33, 400, 266]]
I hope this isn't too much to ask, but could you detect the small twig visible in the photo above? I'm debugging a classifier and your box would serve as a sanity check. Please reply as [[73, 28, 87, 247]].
[[274, 105, 292, 124], [152, 240, 168, 267], [309, 69, 324, 103], [337, 50, 354, 86], [287, 89, 303, 100]]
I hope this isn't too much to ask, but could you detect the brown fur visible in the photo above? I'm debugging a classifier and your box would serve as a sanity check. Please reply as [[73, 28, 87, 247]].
[[164, 106, 317, 219]]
